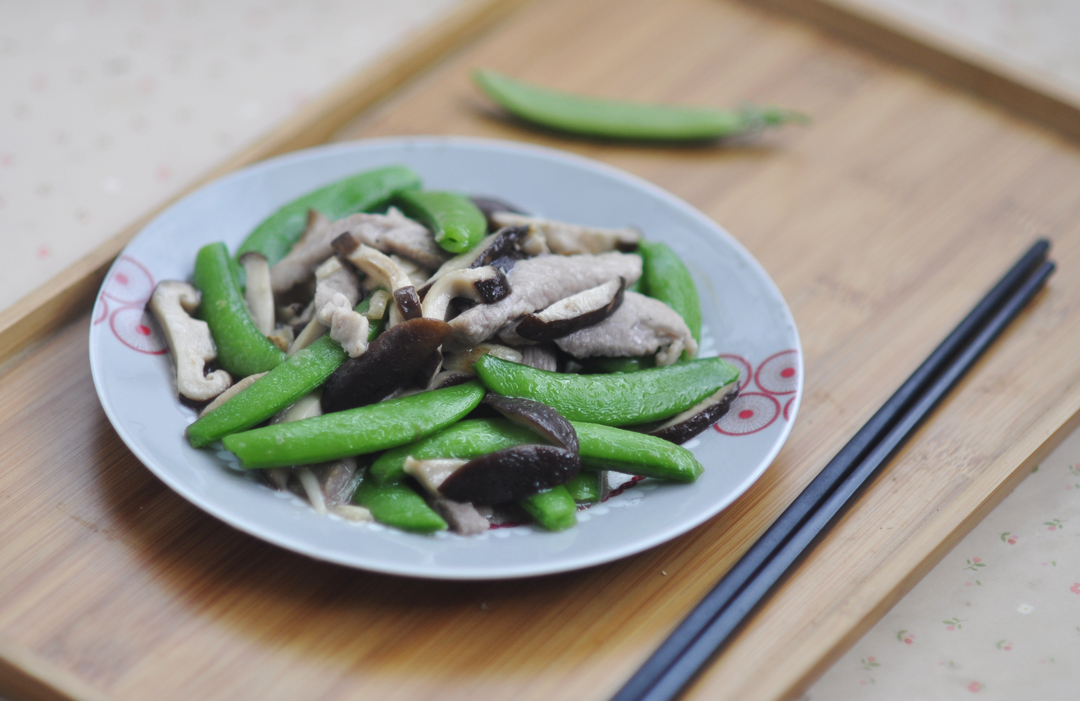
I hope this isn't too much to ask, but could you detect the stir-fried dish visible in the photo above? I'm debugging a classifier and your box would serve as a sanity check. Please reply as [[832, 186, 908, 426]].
[[149, 165, 741, 535]]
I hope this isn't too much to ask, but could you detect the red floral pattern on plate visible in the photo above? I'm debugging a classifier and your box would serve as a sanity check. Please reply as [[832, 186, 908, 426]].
[[712, 349, 799, 437], [101, 255, 156, 304], [719, 354, 753, 392], [95, 255, 166, 355], [715, 392, 780, 435], [755, 350, 799, 394]]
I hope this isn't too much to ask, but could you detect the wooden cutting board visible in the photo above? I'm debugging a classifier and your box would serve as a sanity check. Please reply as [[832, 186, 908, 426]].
[[3, 0, 1080, 700]]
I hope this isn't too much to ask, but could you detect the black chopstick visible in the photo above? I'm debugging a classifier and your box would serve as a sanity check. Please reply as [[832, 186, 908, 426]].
[[612, 240, 1054, 701]]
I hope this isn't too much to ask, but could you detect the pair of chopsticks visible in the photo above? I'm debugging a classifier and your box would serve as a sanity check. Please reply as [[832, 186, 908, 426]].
[[612, 239, 1055, 701]]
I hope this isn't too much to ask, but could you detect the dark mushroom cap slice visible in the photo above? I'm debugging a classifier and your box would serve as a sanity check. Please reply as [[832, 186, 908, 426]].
[[469, 225, 530, 269], [417, 225, 529, 298], [482, 394, 579, 453], [412, 348, 444, 389], [393, 286, 423, 321], [439, 445, 581, 505], [649, 384, 739, 444], [515, 277, 625, 343], [427, 370, 476, 390], [470, 196, 529, 231], [321, 317, 452, 413], [420, 266, 511, 321]]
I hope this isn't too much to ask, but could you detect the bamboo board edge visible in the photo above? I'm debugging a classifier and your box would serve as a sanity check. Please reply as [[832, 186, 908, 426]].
[[0, 0, 532, 373], [751, 0, 1080, 143], [0, 636, 111, 701]]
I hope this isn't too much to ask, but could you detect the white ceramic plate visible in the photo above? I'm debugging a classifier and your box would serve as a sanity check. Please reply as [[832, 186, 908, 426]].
[[89, 136, 801, 580]]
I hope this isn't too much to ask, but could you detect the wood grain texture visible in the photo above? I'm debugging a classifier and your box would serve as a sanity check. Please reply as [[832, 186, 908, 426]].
[[2, 0, 1080, 700], [0, 0, 529, 371]]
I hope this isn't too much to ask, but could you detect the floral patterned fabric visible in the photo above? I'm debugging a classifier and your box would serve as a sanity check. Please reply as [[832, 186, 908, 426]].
[[807, 426, 1080, 699]]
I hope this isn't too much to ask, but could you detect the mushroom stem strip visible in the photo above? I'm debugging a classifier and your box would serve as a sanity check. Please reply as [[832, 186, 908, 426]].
[[421, 266, 510, 321], [239, 252, 275, 336], [149, 280, 232, 401], [490, 212, 641, 254]]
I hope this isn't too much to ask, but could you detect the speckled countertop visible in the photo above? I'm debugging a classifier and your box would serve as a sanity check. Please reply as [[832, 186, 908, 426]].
[[2, 1, 1079, 700], [0, 0, 461, 311]]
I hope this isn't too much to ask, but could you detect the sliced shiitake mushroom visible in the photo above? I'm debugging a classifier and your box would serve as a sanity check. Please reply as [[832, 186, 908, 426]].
[[420, 266, 511, 321], [469, 225, 530, 269], [426, 370, 476, 390], [417, 225, 529, 298], [433, 498, 490, 535], [198, 371, 267, 418], [438, 445, 581, 505], [320, 317, 452, 413], [441, 344, 522, 374], [238, 252, 275, 335], [393, 287, 423, 321], [470, 196, 529, 230], [482, 394, 579, 453], [510, 277, 625, 343], [402, 457, 490, 535], [412, 348, 444, 389], [489, 212, 641, 254], [648, 384, 739, 444], [333, 235, 423, 325]]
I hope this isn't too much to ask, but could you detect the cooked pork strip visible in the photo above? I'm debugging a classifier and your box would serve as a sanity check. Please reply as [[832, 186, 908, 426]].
[[312, 257, 361, 313], [271, 208, 446, 293], [490, 212, 641, 255], [554, 291, 697, 366], [444, 252, 641, 352]]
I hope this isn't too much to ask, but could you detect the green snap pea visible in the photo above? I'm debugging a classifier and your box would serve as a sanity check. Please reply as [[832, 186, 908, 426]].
[[237, 165, 422, 266], [583, 356, 654, 374], [519, 486, 577, 531], [474, 355, 739, 426], [193, 242, 286, 378], [393, 189, 486, 254], [221, 382, 485, 469], [374, 417, 702, 485], [370, 418, 577, 531], [186, 298, 385, 448], [564, 472, 600, 503], [353, 477, 447, 533], [639, 240, 702, 347], [575, 421, 703, 483], [370, 418, 538, 484], [473, 69, 808, 142]]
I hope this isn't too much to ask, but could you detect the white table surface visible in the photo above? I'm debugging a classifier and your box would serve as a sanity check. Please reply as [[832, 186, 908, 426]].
[[1, 1, 1078, 699]]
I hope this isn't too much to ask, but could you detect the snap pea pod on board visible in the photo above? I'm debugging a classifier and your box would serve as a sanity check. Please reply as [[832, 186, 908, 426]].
[[638, 240, 702, 346], [221, 382, 485, 469], [353, 477, 447, 533], [236, 165, 422, 265], [393, 189, 487, 254], [474, 355, 740, 426], [473, 69, 808, 142], [193, 242, 286, 378], [186, 299, 386, 448], [371, 417, 704, 484]]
